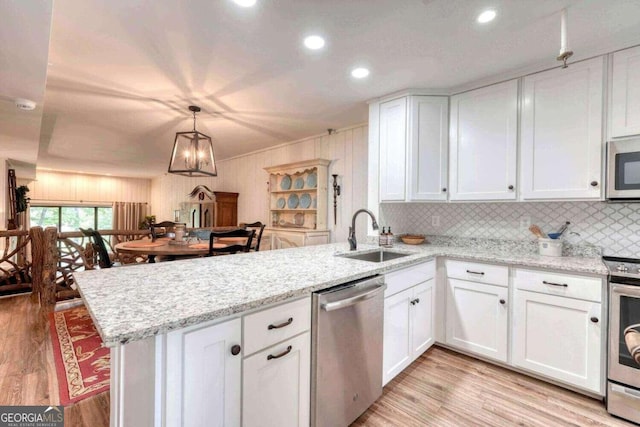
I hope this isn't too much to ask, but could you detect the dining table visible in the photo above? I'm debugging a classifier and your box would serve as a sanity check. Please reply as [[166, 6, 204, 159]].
[[114, 237, 250, 263]]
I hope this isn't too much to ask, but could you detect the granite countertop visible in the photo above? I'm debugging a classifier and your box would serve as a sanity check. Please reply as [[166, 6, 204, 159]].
[[75, 241, 608, 348]]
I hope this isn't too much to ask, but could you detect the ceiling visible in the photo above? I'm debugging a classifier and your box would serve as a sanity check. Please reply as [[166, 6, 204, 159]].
[[3, 0, 640, 178]]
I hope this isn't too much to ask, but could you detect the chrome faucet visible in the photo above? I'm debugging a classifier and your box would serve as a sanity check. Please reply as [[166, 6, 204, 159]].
[[348, 209, 379, 251]]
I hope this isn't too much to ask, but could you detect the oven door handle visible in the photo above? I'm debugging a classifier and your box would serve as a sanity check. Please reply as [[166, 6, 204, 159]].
[[611, 283, 640, 298], [611, 383, 640, 399]]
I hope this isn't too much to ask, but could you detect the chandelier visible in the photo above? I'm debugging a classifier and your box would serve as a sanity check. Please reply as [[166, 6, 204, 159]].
[[168, 105, 217, 177]]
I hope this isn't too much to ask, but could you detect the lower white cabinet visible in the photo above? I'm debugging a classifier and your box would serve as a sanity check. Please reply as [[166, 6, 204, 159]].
[[268, 229, 330, 250], [165, 318, 242, 427], [445, 278, 508, 362], [383, 278, 434, 385], [512, 289, 602, 393], [243, 332, 310, 427]]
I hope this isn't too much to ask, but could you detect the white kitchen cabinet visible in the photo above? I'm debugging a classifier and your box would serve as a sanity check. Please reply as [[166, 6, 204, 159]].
[[521, 57, 604, 200], [243, 332, 310, 427], [378, 95, 448, 202], [512, 268, 603, 394], [449, 80, 518, 201], [512, 290, 602, 393], [165, 318, 242, 427], [379, 97, 408, 201], [611, 45, 640, 138], [383, 278, 434, 385], [409, 96, 449, 201], [445, 278, 508, 362]]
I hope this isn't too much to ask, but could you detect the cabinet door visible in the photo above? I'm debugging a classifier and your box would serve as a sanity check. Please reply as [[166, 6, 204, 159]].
[[611, 45, 640, 138], [411, 279, 435, 357], [272, 232, 305, 249], [243, 332, 310, 427], [165, 318, 242, 427], [521, 57, 604, 200], [383, 287, 413, 385], [379, 97, 408, 201], [446, 278, 508, 362], [512, 290, 602, 393], [409, 96, 449, 201], [449, 80, 518, 200]]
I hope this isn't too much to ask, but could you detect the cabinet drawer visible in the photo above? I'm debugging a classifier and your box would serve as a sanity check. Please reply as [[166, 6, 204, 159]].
[[244, 297, 311, 356], [445, 260, 508, 287], [513, 268, 602, 303], [385, 260, 435, 297]]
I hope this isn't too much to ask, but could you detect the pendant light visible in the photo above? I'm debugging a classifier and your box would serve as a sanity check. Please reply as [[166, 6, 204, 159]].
[[556, 8, 573, 68], [168, 105, 217, 177]]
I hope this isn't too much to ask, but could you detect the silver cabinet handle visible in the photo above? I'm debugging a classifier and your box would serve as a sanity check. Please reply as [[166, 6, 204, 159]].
[[543, 280, 568, 287], [466, 270, 485, 275], [268, 317, 293, 330], [322, 284, 386, 311], [267, 345, 292, 360]]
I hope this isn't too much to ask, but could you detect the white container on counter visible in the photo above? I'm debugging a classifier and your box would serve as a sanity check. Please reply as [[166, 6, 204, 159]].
[[538, 238, 562, 257]]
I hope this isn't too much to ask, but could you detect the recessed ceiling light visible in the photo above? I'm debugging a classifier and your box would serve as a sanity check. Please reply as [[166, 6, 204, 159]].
[[303, 35, 325, 50], [477, 10, 497, 23], [232, 0, 256, 7], [351, 67, 370, 79]]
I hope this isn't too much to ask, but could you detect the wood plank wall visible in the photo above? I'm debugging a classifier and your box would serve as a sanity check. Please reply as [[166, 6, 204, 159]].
[[150, 124, 369, 243]]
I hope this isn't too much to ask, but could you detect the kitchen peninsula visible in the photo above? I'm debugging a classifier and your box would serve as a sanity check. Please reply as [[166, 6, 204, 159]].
[[75, 239, 607, 427]]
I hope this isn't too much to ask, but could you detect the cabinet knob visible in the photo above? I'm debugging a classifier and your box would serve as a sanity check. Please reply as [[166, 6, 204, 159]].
[[442, 188, 447, 192], [590, 181, 598, 187], [230, 344, 242, 356], [410, 300, 416, 305], [590, 317, 599, 323], [508, 185, 514, 191], [499, 299, 506, 305], [415, 298, 420, 304]]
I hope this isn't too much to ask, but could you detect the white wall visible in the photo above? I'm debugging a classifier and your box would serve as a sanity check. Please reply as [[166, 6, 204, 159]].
[[27, 170, 152, 203], [151, 124, 369, 243]]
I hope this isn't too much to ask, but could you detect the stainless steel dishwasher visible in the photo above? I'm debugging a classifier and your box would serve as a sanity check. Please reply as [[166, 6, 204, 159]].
[[311, 275, 386, 427]]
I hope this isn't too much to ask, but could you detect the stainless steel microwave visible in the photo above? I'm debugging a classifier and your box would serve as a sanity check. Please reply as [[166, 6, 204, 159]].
[[607, 138, 640, 199]]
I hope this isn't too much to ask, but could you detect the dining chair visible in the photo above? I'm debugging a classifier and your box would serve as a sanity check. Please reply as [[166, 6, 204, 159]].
[[240, 221, 266, 251], [79, 228, 116, 269], [208, 229, 255, 256]]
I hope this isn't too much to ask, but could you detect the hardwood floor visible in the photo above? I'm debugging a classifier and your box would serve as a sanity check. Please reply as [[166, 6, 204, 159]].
[[0, 294, 633, 427], [354, 346, 633, 427], [0, 295, 109, 427]]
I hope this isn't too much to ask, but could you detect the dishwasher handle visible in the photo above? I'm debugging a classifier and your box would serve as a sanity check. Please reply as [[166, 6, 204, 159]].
[[321, 284, 386, 312]]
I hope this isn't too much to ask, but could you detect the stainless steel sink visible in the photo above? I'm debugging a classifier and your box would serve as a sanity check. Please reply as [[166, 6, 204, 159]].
[[339, 249, 411, 263]]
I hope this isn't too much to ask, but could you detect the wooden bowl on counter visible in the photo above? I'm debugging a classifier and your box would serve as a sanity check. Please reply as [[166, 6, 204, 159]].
[[400, 234, 426, 245]]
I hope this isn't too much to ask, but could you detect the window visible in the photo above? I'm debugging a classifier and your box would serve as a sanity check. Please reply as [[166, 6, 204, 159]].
[[30, 206, 113, 231]]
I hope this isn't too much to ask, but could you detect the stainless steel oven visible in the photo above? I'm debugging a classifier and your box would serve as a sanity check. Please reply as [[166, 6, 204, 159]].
[[607, 138, 640, 199], [605, 257, 640, 423]]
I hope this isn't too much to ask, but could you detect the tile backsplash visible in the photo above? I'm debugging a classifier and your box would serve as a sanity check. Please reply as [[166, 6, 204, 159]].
[[379, 201, 640, 258]]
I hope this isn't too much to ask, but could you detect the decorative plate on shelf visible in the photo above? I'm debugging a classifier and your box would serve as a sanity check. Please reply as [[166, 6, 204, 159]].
[[287, 193, 299, 209], [299, 193, 312, 209], [280, 175, 292, 190], [276, 197, 286, 209], [294, 177, 304, 189], [294, 213, 305, 226], [306, 172, 317, 188]]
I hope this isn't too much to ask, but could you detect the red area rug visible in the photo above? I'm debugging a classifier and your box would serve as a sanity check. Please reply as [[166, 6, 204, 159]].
[[49, 305, 110, 405]]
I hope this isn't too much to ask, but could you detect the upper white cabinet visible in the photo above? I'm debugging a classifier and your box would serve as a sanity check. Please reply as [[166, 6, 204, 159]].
[[409, 96, 449, 201], [449, 80, 518, 201], [379, 97, 408, 201], [378, 95, 448, 202], [521, 57, 605, 200], [611, 45, 640, 138]]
